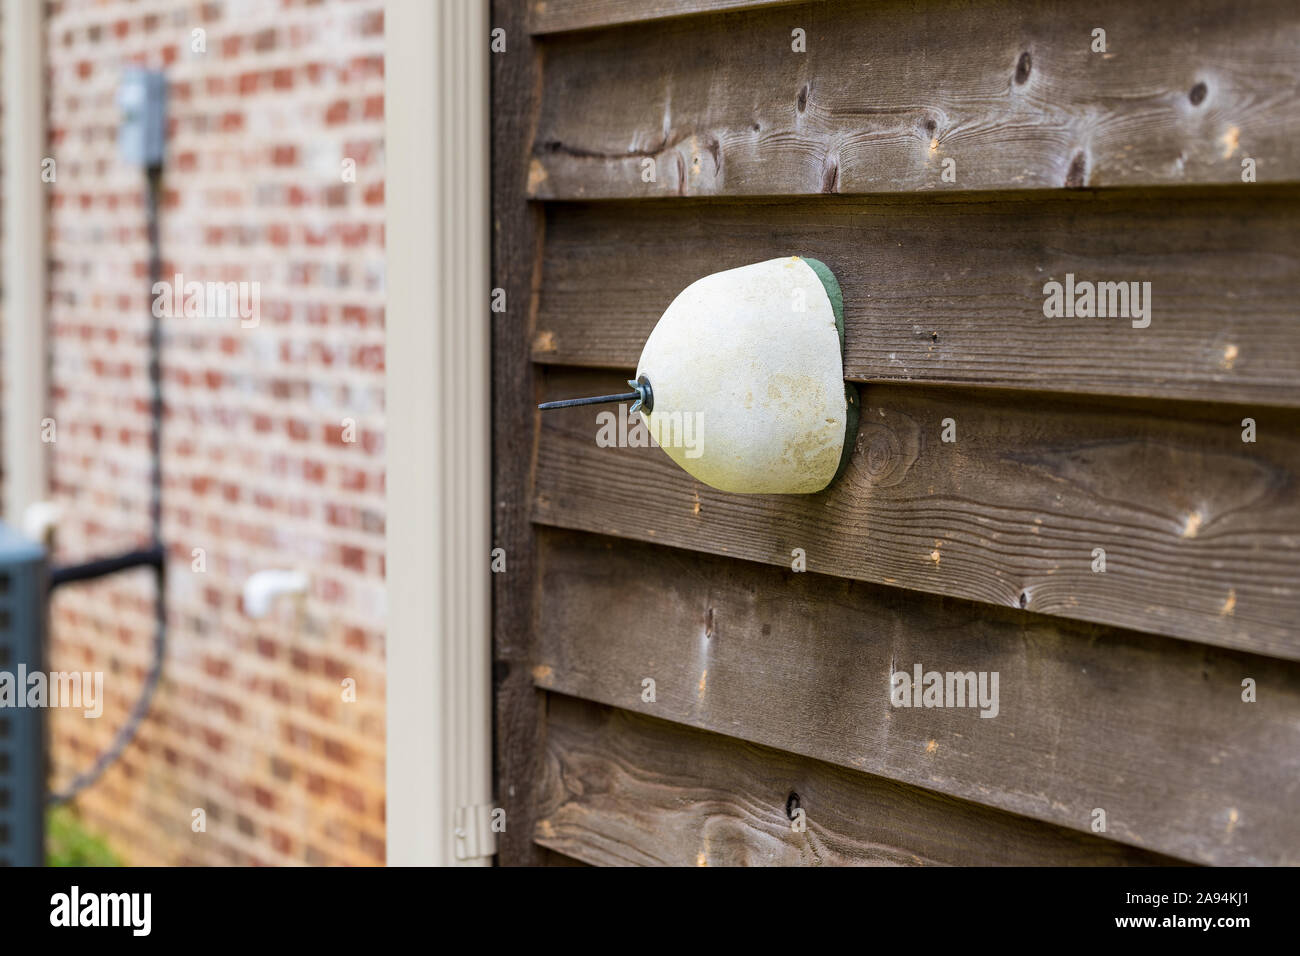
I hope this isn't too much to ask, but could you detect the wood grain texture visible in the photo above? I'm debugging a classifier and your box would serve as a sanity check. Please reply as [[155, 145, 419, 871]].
[[491, 0, 548, 866], [529, 0, 797, 34], [535, 368, 1300, 660], [534, 531, 1300, 865], [536, 845, 591, 865], [534, 193, 1300, 407], [537, 693, 1184, 866], [530, 0, 1300, 198]]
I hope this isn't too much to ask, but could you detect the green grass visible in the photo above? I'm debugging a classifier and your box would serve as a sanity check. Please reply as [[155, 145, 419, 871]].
[[46, 806, 123, 867]]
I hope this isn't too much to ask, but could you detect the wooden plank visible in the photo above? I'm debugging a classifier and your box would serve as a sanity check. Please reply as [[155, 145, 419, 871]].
[[530, 0, 1300, 198], [536, 845, 591, 866], [534, 369, 1300, 660], [529, 0, 797, 34], [534, 530, 1300, 865], [490, 0, 548, 866], [537, 694, 1183, 866], [534, 193, 1300, 408]]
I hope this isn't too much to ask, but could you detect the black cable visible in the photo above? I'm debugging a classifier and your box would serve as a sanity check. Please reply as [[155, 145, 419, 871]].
[[49, 546, 164, 588], [48, 164, 168, 805], [146, 163, 163, 549]]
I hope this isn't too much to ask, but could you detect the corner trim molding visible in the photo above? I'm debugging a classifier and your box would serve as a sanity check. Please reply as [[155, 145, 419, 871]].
[[385, 0, 493, 866], [3, 0, 48, 522]]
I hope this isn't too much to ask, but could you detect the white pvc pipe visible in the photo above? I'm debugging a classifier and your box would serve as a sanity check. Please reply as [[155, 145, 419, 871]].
[[242, 569, 310, 619]]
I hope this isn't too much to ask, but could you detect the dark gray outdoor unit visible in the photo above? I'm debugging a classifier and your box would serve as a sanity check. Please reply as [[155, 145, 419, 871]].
[[0, 522, 45, 866]]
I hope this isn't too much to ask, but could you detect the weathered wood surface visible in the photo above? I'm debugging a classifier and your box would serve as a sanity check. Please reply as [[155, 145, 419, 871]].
[[534, 193, 1300, 407], [505, 0, 1300, 867], [530, 0, 1300, 198], [529, 0, 796, 34], [534, 369, 1300, 660], [535, 845, 591, 866], [491, 0, 549, 866], [533, 531, 1300, 865], [536, 693, 1184, 866]]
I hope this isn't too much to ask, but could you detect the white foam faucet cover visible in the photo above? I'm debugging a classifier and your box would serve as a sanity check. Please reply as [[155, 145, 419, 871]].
[[634, 257, 857, 494], [539, 256, 858, 495]]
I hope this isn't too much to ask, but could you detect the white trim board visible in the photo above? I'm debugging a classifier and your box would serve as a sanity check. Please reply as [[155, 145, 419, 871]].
[[3, 0, 48, 523], [384, 0, 495, 866]]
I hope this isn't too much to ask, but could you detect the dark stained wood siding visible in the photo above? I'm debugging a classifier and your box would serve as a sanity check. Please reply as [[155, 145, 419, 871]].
[[529, 0, 798, 34], [530, 0, 1300, 197], [534, 530, 1300, 866], [492, 0, 1300, 865], [538, 369, 1300, 660], [491, 0, 553, 866], [537, 694, 1183, 866], [534, 194, 1300, 407]]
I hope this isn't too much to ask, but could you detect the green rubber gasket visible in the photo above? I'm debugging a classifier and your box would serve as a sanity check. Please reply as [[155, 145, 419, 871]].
[[802, 257, 859, 488]]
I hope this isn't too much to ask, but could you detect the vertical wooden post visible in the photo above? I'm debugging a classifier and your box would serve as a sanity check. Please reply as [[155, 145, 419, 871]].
[[490, 0, 549, 866]]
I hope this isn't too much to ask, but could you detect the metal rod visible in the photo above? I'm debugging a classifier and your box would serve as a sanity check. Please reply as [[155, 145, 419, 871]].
[[49, 544, 165, 589], [538, 391, 640, 410]]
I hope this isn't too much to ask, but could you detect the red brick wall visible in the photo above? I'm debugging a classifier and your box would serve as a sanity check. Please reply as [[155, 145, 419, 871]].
[[43, 0, 385, 865]]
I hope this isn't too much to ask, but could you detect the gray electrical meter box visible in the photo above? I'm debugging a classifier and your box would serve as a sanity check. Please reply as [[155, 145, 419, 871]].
[[117, 69, 167, 167]]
